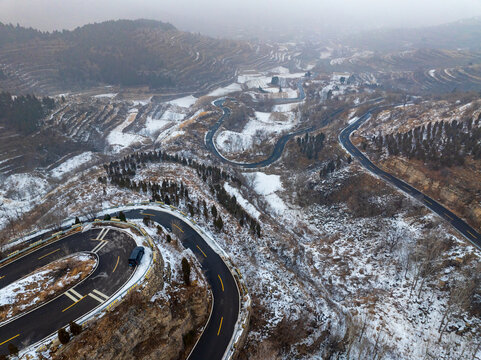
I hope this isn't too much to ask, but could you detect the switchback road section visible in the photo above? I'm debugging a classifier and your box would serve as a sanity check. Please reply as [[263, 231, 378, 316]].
[[0, 228, 136, 355], [0, 206, 241, 360]]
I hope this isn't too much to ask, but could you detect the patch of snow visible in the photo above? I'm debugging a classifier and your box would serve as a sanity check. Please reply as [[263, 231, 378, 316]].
[[245, 172, 282, 195], [207, 83, 242, 97], [142, 118, 171, 137], [93, 93, 117, 99], [50, 152, 95, 179], [131, 98, 151, 106], [263, 193, 288, 215], [106, 110, 146, 153], [272, 103, 300, 112], [215, 110, 297, 155], [459, 102, 473, 112], [142, 105, 188, 137], [269, 66, 290, 74], [215, 130, 253, 153], [160, 109, 185, 122], [279, 72, 306, 79], [244, 111, 296, 136], [168, 130, 185, 138], [320, 50, 332, 59], [330, 57, 347, 65], [0, 173, 49, 206], [243, 172, 287, 215], [167, 95, 197, 108], [224, 183, 261, 220]]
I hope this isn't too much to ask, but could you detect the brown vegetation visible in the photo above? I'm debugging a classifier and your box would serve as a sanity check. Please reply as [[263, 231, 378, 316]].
[[53, 261, 210, 360]]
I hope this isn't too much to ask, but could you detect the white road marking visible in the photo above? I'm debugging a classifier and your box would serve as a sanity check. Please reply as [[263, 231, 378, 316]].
[[64, 291, 78, 302], [69, 288, 83, 299], [92, 240, 108, 253], [92, 289, 110, 301], [97, 228, 106, 239], [100, 228, 109, 240], [88, 293, 105, 303], [93, 241, 108, 253], [64, 289, 83, 302]]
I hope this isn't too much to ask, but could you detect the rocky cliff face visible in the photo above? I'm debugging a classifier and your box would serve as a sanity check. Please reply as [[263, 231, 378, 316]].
[[380, 156, 481, 231], [53, 261, 210, 360]]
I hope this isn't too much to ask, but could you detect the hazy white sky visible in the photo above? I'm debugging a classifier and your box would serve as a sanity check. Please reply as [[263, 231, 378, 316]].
[[1, 0, 481, 36]]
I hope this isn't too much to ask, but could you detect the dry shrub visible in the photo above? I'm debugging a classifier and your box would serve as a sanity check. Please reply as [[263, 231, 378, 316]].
[[272, 315, 310, 354]]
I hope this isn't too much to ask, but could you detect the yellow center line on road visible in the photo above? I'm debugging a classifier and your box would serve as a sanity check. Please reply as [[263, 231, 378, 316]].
[[38, 248, 60, 260], [112, 256, 120, 273], [140, 213, 155, 216], [173, 224, 184, 233], [218, 274, 224, 292], [468, 230, 476, 238], [0, 334, 20, 346], [217, 317, 223, 336], [445, 213, 453, 220], [62, 295, 87, 312], [197, 245, 207, 258], [0, 276, 4, 280], [424, 198, 433, 206]]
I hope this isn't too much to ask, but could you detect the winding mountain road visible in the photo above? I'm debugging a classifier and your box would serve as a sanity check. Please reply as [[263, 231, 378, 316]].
[[206, 97, 311, 168], [0, 208, 240, 360], [340, 110, 481, 248], [205, 77, 349, 168]]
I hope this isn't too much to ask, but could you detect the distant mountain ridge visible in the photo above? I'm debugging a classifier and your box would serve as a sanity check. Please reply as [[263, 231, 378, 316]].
[[343, 17, 481, 51], [0, 19, 276, 95]]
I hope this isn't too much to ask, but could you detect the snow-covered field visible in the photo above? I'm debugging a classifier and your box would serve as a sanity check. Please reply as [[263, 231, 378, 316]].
[[224, 183, 261, 219], [207, 83, 242, 97], [215, 111, 298, 155], [243, 172, 288, 215], [93, 93, 117, 99], [215, 130, 253, 154], [0, 173, 50, 230], [167, 95, 197, 108], [107, 110, 147, 153], [237, 73, 272, 89], [50, 152, 95, 179]]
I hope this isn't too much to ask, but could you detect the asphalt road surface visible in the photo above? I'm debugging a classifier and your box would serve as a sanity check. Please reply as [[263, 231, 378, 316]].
[[339, 110, 481, 249], [124, 209, 240, 360], [205, 78, 307, 168], [206, 77, 352, 168], [0, 209, 240, 360], [0, 228, 136, 356]]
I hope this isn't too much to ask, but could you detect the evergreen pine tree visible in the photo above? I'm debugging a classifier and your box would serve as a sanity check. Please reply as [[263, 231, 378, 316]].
[[181, 257, 191, 285], [118, 211, 127, 222], [58, 328, 70, 344]]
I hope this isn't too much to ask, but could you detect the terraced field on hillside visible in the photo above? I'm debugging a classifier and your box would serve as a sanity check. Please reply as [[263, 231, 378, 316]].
[[0, 20, 281, 96], [327, 48, 481, 93]]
